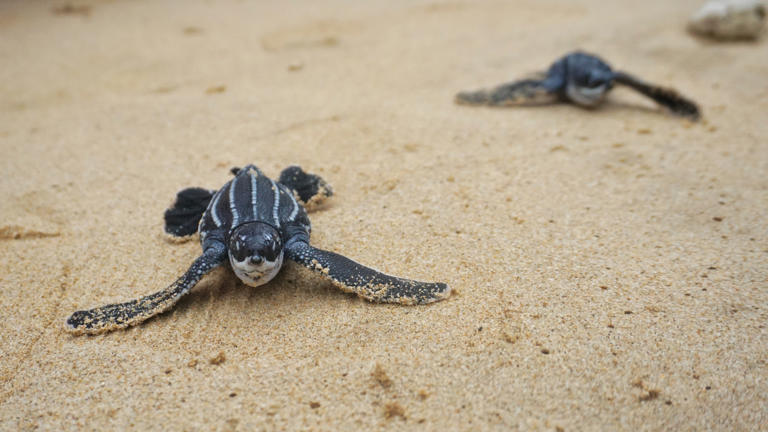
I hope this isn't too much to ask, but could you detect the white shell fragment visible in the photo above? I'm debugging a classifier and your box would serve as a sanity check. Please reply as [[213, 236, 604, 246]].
[[688, 0, 766, 40]]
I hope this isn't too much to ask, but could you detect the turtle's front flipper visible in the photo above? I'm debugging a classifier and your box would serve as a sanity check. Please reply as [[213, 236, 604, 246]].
[[614, 71, 701, 120], [164, 187, 216, 237], [278, 166, 333, 212], [66, 243, 227, 335], [285, 241, 450, 305], [455, 79, 559, 106]]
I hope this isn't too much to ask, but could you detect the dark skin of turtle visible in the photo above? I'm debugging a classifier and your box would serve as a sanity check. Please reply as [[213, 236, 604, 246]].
[[66, 165, 450, 335], [456, 51, 701, 120]]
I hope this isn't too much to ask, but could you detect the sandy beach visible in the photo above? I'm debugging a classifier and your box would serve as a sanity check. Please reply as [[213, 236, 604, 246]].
[[1, 0, 766, 429]]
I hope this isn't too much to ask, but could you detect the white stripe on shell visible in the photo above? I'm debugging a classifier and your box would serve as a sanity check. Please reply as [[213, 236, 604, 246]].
[[288, 194, 299, 222], [210, 189, 224, 227], [250, 173, 258, 220], [229, 176, 239, 227], [270, 179, 281, 228]]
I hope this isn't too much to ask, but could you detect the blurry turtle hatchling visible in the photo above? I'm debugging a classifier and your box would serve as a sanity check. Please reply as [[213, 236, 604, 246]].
[[456, 51, 701, 120], [66, 164, 450, 335]]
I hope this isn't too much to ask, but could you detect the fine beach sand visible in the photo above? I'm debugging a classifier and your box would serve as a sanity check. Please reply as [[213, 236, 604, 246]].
[[1, 0, 766, 430]]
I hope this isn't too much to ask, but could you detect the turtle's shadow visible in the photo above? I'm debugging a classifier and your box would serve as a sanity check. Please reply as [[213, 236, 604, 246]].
[[687, 31, 765, 46], [85, 262, 350, 335], [170, 264, 345, 316], [595, 100, 672, 118], [469, 100, 692, 121]]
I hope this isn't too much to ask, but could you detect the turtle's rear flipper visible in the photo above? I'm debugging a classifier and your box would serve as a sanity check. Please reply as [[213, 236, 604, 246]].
[[66, 244, 227, 335], [285, 241, 450, 305], [278, 166, 333, 212], [455, 79, 559, 107], [614, 71, 701, 120], [164, 187, 215, 237]]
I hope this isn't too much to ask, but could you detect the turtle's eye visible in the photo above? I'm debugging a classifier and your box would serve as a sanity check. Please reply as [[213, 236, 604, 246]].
[[586, 77, 605, 88], [584, 70, 610, 89], [230, 237, 250, 261], [253, 235, 281, 262]]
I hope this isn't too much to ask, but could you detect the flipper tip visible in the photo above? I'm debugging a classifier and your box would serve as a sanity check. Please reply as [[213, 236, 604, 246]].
[[64, 312, 90, 335], [421, 282, 451, 304], [64, 309, 133, 336], [455, 90, 488, 105], [384, 281, 451, 305]]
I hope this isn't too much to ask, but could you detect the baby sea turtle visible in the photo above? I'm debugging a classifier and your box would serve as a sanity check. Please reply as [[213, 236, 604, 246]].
[[456, 51, 701, 120], [66, 164, 450, 335]]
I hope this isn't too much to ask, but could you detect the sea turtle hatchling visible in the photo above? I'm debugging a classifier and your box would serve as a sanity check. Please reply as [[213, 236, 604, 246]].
[[66, 164, 450, 335], [456, 51, 701, 120]]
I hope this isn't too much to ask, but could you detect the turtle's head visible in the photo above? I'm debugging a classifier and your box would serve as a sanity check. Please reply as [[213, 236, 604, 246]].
[[566, 54, 614, 107], [228, 222, 284, 287]]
